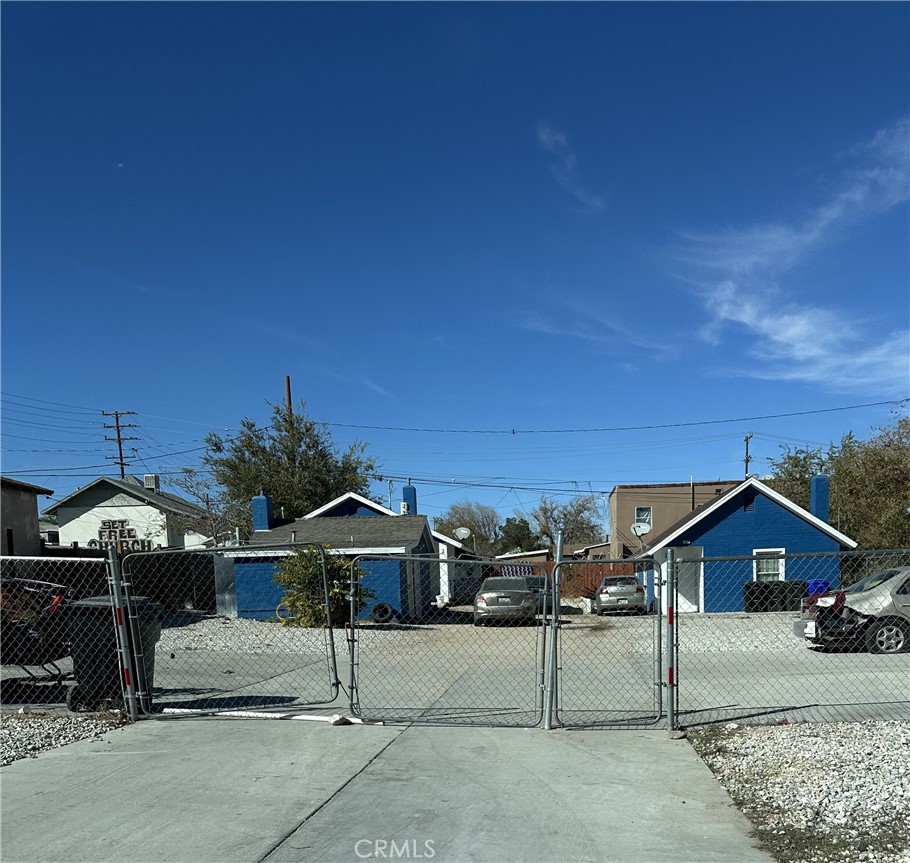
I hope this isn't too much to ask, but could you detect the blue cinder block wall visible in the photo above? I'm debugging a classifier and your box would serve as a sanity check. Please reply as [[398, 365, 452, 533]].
[[235, 558, 284, 620], [680, 490, 842, 613]]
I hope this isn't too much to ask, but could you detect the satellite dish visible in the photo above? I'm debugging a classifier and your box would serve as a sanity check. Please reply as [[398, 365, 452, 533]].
[[453, 527, 472, 541], [630, 522, 651, 538]]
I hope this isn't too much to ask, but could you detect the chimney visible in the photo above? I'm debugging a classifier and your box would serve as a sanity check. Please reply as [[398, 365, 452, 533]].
[[810, 475, 830, 522], [252, 492, 276, 532], [402, 482, 417, 516]]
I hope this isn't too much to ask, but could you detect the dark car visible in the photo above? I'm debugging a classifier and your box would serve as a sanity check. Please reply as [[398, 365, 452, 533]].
[[473, 577, 537, 625], [793, 567, 910, 654], [523, 575, 551, 613]]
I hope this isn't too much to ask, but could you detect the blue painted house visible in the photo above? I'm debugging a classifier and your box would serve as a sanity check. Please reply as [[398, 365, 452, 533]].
[[224, 488, 471, 622], [638, 476, 856, 613]]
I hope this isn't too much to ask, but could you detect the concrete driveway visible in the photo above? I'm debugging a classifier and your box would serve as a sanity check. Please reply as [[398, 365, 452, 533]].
[[0, 717, 774, 863]]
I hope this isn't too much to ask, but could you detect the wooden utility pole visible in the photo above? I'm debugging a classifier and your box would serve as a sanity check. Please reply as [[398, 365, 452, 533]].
[[285, 376, 293, 419], [103, 410, 139, 479], [744, 432, 753, 479]]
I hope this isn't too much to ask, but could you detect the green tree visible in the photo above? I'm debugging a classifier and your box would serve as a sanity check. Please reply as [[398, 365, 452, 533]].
[[531, 495, 602, 548], [765, 417, 910, 549], [203, 401, 378, 525], [435, 501, 502, 556], [274, 546, 370, 628], [497, 516, 542, 555], [167, 466, 250, 543]]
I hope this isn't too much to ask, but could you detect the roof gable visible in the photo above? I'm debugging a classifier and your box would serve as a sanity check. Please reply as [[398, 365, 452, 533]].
[[303, 491, 397, 518], [1, 477, 54, 496], [43, 476, 207, 519], [640, 477, 856, 554]]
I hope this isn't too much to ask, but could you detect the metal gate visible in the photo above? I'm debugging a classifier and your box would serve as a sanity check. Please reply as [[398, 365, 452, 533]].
[[668, 548, 910, 729], [120, 543, 341, 716], [553, 559, 663, 728], [347, 555, 549, 726]]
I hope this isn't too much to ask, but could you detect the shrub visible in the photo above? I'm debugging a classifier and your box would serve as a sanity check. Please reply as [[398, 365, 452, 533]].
[[273, 546, 370, 627]]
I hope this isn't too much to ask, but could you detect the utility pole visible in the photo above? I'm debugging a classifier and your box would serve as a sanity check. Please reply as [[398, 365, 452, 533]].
[[285, 375, 293, 419], [744, 432, 753, 479], [103, 411, 139, 479]]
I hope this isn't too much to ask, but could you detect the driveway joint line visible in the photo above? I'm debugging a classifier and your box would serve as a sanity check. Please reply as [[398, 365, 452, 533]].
[[256, 724, 412, 863]]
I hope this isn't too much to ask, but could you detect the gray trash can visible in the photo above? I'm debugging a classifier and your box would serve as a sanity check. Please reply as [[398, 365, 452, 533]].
[[66, 596, 163, 712]]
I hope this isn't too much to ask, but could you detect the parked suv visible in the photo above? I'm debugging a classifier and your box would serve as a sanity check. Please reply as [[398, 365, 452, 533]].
[[591, 575, 647, 615], [793, 567, 910, 654]]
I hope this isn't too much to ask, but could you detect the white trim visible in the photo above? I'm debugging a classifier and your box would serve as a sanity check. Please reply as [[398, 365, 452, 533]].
[[752, 547, 786, 582], [223, 546, 408, 559], [431, 530, 469, 551], [302, 492, 398, 519], [495, 549, 551, 560], [640, 477, 856, 555]]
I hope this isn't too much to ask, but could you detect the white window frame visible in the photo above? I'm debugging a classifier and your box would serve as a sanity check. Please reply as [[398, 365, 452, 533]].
[[753, 548, 786, 582], [634, 506, 653, 527]]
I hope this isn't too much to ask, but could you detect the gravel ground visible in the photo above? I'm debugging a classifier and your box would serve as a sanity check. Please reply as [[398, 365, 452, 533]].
[[0, 711, 126, 767], [157, 610, 805, 655], [689, 720, 910, 863]]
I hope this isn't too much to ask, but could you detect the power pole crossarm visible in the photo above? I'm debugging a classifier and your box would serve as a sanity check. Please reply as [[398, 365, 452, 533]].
[[103, 410, 139, 479]]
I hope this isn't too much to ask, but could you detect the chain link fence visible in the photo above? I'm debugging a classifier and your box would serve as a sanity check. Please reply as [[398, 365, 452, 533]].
[[1, 555, 114, 710], [348, 555, 549, 726], [119, 544, 341, 716], [553, 559, 663, 728], [3, 548, 907, 730], [669, 548, 910, 729]]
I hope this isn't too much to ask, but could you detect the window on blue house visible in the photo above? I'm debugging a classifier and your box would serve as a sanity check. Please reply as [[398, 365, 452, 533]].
[[753, 548, 785, 582]]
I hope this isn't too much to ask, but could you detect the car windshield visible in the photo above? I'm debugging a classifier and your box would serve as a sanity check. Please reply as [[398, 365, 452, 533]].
[[601, 577, 638, 587], [845, 570, 901, 594], [524, 577, 547, 591], [482, 578, 529, 592]]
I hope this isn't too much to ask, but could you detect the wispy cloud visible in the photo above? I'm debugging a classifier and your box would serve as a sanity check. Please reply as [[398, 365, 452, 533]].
[[537, 124, 605, 211], [323, 370, 392, 398], [515, 299, 675, 358], [73, 265, 152, 295], [673, 118, 909, 396], [245, 321, 323, 349]]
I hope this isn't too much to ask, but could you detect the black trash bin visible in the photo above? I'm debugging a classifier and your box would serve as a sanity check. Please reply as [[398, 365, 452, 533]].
[[66, 596, 164, 712], [744, 581, 770, 613]]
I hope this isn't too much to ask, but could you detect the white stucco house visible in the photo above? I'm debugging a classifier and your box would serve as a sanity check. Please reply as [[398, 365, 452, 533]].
[[42, 475, 212, 552]]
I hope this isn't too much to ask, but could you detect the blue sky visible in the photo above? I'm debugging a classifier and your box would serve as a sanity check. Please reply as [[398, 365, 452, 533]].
[[2, 2, 908, 533]]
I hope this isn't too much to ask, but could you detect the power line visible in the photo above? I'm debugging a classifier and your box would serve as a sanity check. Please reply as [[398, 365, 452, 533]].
[[1, 393, 102, 413], [326, 398, 907, 435]]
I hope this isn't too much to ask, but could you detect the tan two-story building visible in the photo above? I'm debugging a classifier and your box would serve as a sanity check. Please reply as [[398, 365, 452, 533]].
[[608, 480, 740, 558]]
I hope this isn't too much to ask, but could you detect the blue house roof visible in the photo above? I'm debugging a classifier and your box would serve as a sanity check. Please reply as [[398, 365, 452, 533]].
[[640, 476, 856, 556]]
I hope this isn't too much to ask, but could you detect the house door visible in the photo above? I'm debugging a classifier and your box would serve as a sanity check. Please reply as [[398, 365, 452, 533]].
[[674, 547, 703, 613]]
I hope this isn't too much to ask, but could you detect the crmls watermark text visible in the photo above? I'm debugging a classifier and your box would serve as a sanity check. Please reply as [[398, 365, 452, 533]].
[[354, 839, 436, 859]]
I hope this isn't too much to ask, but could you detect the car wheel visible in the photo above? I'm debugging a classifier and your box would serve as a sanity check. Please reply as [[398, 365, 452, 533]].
[[865, 618, 910, 654], [473, 616, 481, 627], [370, 603, 395, 625]]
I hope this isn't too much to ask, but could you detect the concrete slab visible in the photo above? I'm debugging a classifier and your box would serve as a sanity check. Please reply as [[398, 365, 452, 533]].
[[0, 718, 773, 863]]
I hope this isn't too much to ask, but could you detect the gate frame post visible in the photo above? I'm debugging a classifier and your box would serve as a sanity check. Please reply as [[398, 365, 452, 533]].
[[543, 529, 564, 730], [666, 547, 678, 732], [107, 547, 139, 722]]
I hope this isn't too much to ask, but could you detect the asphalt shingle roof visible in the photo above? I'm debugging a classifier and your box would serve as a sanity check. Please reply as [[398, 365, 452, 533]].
[[253, 515, 432, 550], [43, 476, 208, 519]]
